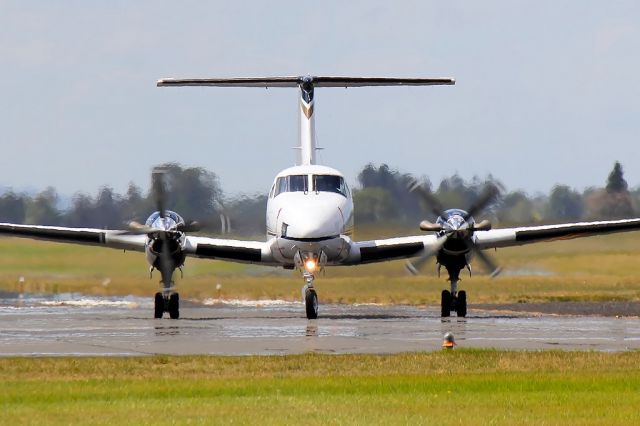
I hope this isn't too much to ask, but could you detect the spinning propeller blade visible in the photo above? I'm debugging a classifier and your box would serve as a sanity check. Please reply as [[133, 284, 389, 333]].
[[405, 235, 448, 275], [408, 178, 445, 219], [464, 183, 500, 220], [151, 169, 174, 288], [470, 245, 502, 277], [152, 169, 168, 219]]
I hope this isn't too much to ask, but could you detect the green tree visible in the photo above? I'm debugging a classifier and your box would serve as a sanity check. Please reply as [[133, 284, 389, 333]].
[[584, 190, 634, 219], [25, 187, 61, 225], [94, 186, 122, 228], [356, 163, 426, 224], [66, 193, 94, 226], [225, 194, 267, 236], [0, 191, 27, 223], [358, 163, 397, 189], [606, 161, 628, 193], [586, 162, 634, 219], [353, 187, 397, 223], [548, 185, 583, 220], [154, 163, 222, 222], [497, 191, 536, 224], [122, 182, 148, 223]]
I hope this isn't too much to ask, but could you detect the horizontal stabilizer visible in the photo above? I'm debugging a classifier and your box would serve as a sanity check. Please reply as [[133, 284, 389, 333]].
[[157, 76, 455, 88], [158, 77, 301, 88], [313, 76, 455, 87]]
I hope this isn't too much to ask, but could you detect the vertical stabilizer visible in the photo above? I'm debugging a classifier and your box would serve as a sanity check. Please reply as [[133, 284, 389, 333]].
[[298, 76, 318, 165]]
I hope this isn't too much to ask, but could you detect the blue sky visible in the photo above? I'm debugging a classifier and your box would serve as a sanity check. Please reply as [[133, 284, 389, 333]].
[[1, 1, 639, 197]]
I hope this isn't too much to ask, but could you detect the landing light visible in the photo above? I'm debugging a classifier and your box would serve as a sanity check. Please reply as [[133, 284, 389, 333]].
[[305, 259, 317, 272]]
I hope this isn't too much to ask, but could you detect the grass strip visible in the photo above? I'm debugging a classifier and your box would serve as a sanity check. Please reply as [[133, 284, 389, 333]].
[[1, 351, 639, 425]]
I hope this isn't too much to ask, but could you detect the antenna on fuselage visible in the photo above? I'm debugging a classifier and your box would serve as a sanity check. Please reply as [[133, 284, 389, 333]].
[[157, 75, 455, 165]]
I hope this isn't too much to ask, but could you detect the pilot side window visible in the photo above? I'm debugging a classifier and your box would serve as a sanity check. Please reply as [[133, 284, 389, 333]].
[[313, 175, 347, 197], [289, 175, 307, 192], [274, 175, 308, 196]]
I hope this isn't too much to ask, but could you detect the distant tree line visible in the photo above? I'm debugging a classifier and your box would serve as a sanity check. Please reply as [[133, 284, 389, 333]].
[[0, 161, 637, 236], [354, 161, 637, 226], [0, 163, 266, 236]]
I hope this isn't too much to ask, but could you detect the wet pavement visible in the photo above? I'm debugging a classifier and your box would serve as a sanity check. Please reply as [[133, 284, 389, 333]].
[[1, 293, 639, 356]]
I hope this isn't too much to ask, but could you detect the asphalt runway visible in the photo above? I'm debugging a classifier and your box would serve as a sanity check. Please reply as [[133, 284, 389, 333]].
[[1, 293, 639, 356]]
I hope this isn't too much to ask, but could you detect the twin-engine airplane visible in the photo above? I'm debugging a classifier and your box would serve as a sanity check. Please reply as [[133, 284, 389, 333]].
[[3, 75, 640, 319]]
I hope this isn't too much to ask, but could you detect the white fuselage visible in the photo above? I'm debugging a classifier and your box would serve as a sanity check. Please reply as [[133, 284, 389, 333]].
[[265, 164, 354, 266]]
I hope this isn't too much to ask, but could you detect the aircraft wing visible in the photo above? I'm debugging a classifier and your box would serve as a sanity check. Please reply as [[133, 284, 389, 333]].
[[0, 223, 278, 264], [183, 235, 278, 265], [343, 234, 442, 265], [0, 223, 147, 252], [474, 218, 640, 249]]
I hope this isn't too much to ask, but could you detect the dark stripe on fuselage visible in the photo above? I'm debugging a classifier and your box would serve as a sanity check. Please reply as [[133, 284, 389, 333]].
[[195, 244, 262, 262], [515, 221, 640, 242], [280, 235, 340, 243], [0, 225, 105, 244], [360, 242, 424, 263]]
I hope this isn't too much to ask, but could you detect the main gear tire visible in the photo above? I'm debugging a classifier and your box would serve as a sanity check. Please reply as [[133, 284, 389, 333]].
[[154, 292, 164, 319], [168, 293, 180, 319], [441, 290, 451, 318], [457, 290, 467, 318]]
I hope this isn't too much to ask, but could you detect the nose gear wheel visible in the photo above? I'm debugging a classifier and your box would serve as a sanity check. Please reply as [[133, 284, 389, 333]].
[[305, 288, 318, 319]]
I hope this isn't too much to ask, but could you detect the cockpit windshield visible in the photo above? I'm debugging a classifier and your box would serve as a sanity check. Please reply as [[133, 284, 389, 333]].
[[272, 174, 349, 198], [313, 175, 348, 197], [274, 175, 308, 196]]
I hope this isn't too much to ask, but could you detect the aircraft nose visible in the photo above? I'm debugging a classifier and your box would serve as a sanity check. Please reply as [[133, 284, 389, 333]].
[[278, 207, 343, 239]]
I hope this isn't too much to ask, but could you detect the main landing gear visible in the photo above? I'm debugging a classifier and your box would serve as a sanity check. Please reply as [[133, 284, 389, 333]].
[[441, 289, 466, 318], [154, 292, 180, 319], [440, 269, 467, 318], [153, 269, 179, 319], [302, 272, 318, 320]]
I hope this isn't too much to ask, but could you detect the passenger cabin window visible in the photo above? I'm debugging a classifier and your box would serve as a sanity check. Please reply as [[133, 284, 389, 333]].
[[313, 175, 348, 197], [274, 174, 308, 196]]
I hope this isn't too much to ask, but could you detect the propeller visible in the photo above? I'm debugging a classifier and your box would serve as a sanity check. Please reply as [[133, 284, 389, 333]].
[[123, 169, 201, 236], [152, 169, 175, 289], [406, 179, 502, 277]]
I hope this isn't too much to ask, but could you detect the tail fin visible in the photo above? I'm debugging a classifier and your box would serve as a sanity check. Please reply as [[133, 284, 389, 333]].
[[157, 76, 455, 165]]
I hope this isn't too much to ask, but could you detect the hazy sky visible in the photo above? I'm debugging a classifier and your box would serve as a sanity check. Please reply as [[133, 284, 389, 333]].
[[1, 1, 639, 198]]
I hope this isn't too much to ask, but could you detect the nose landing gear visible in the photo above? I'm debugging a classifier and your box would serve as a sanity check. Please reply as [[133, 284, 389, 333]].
[[440, 266, 467, 318], [295, 251, 323, 319], [302, 273, 318, 319], [441, 289, 467, 317]]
